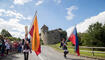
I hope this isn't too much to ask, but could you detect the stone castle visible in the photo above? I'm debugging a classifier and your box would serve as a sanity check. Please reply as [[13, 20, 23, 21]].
[[40, 25, 67, 45]]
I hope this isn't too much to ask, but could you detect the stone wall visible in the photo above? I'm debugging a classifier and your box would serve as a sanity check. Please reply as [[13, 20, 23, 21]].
[[46, 30, 61, 44], [41, 25, 67, 45]]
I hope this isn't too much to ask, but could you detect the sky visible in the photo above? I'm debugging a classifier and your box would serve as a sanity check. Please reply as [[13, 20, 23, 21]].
[[0, 0, 105, 38]]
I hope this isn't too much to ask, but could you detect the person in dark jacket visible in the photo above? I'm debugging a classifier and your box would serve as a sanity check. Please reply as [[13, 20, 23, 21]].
[[23, 40, 31, 60], [60, 39, 64, 48], [1, 38, 5, 56], [18, 43, 22, 53], [63, 43, 69, 58]]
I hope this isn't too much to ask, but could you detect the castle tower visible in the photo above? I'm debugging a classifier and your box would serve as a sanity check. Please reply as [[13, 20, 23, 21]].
[[41, 24, 48, 33], [41, 25, 48, 44]]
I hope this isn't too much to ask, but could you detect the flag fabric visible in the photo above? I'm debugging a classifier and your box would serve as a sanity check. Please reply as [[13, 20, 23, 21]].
[[68, 27, 80, 56], [29, 13, 41, 56]]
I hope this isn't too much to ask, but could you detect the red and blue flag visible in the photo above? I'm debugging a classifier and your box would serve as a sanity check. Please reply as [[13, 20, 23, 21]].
[[68, 27, 80, 56]]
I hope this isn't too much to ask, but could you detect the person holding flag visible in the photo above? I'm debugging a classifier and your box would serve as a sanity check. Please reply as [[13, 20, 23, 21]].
[[23, 40, 31, 60], [68, 26, 80, 56], [63, 38, 69, 58], [23, 26, 32, 60]]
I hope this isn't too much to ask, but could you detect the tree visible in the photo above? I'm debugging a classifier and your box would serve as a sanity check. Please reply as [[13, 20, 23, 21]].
[[77, 33, 82, 45], [60, 31, 67, 40], [87, 22, 104, 47], [81, 33, 92, 46], [77, 22, 105, 47], [7, 37, 21, 41], [101, 24, 105, 46], [79, 22, 105, 47], [1, 29, 12, 37]]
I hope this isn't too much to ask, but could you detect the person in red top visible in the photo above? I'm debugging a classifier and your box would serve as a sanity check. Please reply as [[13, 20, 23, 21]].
[[13, 42, 18, 52]]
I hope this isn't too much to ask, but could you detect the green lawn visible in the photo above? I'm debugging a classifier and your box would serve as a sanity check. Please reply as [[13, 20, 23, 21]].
[[50, 42, 105, 59]]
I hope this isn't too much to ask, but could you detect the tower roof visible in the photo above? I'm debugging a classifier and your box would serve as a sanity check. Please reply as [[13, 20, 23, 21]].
[[41, 24, 48, 29]]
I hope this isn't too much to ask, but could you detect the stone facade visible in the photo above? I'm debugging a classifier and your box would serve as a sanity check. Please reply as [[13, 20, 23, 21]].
[[40, 25, 67, 45]]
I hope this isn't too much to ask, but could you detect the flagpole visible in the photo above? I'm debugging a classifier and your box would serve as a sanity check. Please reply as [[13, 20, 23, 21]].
[[35, 11, 37, 16], [29, 11, 37, 34]]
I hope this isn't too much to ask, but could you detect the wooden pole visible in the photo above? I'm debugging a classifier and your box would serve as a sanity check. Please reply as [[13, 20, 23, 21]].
[[92, 48, 94, 56], [25, 26, 28, 39]]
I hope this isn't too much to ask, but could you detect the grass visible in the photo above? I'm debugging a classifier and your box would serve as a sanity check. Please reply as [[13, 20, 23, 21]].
[[50, 42, 105, 59]]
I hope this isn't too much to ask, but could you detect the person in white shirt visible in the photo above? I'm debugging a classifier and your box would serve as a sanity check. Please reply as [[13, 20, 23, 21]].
[[5, 40, 10, 55]]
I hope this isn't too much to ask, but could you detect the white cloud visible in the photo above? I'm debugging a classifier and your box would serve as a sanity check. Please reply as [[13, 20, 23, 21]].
[[0, 18, 25, 38], [13, 0, 32, 5], [10, 5, 14, 8], [54, 0, 61, 4], [0, 9, 32, 38], [0, 9, 5, 13], [66, 26, 75, 37], [0, 9, 32, 20], [23, 16, 32, 20], [35, 0, 43, 6], [67, 11, 105, 37], [10, 31, 24, 38], [66, 6, 78, 20], [0, 13, 2, 16]]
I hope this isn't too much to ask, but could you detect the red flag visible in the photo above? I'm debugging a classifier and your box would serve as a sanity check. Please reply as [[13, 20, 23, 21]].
[[29, 12, 41, 56], [68, 27, 80, 56]]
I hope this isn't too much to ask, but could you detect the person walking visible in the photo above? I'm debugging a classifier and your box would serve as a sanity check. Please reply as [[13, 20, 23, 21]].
[[62, 38, 69, 58], [63, 43, 69, 58], [23, 40, 31, 60]]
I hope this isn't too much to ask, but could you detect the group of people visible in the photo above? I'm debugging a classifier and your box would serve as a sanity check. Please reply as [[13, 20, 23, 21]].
[[60, 38, 69, 58], [0, 38, 23, 56], [0, 36, 69, 59], [0, 38, 11, 56], [0, 37, 31, 60]]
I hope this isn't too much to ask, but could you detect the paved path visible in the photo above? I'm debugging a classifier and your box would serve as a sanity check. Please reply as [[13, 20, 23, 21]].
[[1, 46, 99, 60]]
